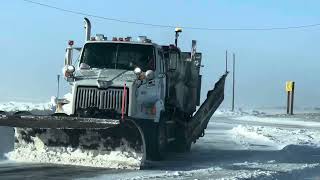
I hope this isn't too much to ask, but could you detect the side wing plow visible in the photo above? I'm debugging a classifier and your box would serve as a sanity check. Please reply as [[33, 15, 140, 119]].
[[187, 73, 228, 143]]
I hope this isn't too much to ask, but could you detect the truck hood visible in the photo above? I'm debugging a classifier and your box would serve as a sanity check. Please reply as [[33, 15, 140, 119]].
[[74, 69, 137, 85]]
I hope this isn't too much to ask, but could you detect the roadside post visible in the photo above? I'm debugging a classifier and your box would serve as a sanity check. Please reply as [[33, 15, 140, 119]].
[[57, 74, 60, 98], [286, 81, 295, 115], [232, 53, 235, 111]]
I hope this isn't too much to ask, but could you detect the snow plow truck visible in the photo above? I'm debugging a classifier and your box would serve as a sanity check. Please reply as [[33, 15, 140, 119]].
[[0, 18, 227, 167]]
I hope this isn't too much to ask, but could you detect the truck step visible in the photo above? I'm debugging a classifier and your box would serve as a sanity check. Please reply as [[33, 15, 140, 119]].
[[167, 138, 176, 142]]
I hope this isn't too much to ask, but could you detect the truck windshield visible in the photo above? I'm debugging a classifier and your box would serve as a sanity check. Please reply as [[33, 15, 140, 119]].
[[80, 43, 155, 71]]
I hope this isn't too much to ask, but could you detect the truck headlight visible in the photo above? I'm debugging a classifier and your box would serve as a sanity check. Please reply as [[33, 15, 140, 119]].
[[134, 67, 147, 80], [145, 70, 155, 80], [134, 67, 142, 76]]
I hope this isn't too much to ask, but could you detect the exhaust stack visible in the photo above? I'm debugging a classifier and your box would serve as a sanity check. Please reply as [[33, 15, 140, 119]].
[[84, 17, 91, 41]]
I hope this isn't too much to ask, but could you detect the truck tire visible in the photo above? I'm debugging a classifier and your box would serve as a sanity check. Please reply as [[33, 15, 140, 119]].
[[148, 112, 167, 161]]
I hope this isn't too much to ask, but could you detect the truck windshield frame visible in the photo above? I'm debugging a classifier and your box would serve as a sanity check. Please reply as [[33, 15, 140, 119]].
[[80, 42, 156, 71]]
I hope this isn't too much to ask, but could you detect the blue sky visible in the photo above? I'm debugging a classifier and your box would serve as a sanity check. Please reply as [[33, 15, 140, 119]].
[[0, 0, 319, 108]]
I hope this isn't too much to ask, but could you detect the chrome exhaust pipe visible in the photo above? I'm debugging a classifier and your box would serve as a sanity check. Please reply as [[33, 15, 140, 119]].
[[84, 17, 91, 41]]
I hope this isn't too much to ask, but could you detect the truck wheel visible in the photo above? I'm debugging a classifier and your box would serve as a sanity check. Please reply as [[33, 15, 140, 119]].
[[148, 112, 167, 161]]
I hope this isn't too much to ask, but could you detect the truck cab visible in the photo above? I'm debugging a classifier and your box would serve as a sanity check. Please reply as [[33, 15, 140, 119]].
[[64, 37, 167, 123]]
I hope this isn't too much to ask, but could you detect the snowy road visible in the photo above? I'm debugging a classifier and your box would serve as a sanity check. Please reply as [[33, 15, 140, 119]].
[[1, 109, 320, 179]]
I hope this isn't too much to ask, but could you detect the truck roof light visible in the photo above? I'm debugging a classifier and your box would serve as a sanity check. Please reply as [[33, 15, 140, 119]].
[[138, 36, 152, 43], [68, 40, 74, 46], [175, 27, 183, 33], [96, 34, 105, 41], [145, 39, 152, 43], [138, 36, 147, 42], [112, 37, 117, 41], [90, 37, 96, 41], [125, 37, 131, 41], [118, 37, 124, 41]]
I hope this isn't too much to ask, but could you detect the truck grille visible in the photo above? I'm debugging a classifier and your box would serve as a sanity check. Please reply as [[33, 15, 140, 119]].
[[75, 87, 128, 113]]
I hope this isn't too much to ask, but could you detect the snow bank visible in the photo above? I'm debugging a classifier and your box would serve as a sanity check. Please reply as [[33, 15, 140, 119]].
[[0, 93, 73, 113], [214, 108, 266, 117], [229, 125, 279, 149], [6, 134, 143, 170], [87, 163, 319, 180], [0, 102, 53, 112], [83, 166, 274, 180], [229, 162, 319, 180], [6, 128, 144, 169], [230, 125, 320, 150], [234, 115, 320, 128]]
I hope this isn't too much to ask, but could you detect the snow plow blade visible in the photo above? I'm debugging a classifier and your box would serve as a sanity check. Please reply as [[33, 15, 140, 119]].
[[187, 73, 227, 143], [0, 115, 146, 169], [0, 115, 120, 129]]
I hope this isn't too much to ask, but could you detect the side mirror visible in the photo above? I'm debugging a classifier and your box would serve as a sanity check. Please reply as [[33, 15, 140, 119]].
[[168, 53, 178, 70], [64, 47, 73, 66], [169, 58, 177, 70], [64, 40, 76, 66]]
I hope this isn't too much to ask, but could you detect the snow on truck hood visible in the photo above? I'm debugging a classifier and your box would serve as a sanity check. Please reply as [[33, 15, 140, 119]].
[[74, 69, 137, 83]]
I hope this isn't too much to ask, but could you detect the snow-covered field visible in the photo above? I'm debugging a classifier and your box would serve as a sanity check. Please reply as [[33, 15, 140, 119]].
[[0, 103, 320, 179], [0, 101, 53, 112]]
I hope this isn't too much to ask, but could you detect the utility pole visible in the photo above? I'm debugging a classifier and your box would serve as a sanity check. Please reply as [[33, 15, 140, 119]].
[[290, 82, 295, 115], [232, 53, 235, 111], [225, 50, 228, 73], [57, 74, 60, 98]]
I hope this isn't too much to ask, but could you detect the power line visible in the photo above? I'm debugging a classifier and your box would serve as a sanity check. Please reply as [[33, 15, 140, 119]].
[[22, 0, 320, 31]]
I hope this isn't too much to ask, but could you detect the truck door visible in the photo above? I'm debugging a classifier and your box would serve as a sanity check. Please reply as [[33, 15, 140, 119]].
[[157, 50, 166, 101]]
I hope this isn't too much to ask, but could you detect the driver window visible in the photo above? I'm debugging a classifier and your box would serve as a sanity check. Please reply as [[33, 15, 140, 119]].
[[158, 51, 165, 73]]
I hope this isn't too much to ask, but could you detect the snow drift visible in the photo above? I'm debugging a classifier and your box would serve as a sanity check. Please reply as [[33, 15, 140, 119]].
[[6, 128, 143, 169]]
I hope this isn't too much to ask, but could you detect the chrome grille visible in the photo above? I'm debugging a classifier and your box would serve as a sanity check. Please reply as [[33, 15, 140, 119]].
[[75, 87, 127, 113]]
